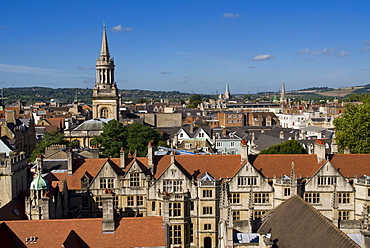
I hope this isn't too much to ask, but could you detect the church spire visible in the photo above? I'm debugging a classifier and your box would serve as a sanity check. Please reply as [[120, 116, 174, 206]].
[[100, 22, 110, 58], [224, 82, 231, 99], [280, 80, 287, 105]]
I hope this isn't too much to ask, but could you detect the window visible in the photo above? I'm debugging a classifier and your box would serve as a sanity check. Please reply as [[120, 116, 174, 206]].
[[203, 207, 213, 215], [339, 211, 350, 220], [152, 201, 156, 211], [216, 142, 222, 147], [204, 224, 211, 230], [230, 141, 235, 147], [203, 190, 213, 198], [100, 108, 109, 118], [338, 193, 350, 204], [163, 180, 183, 193], [199, 133, 204, 138], [130, 173, 140, 187], [100, 178, 114, 189], [127, 196, 134, 206], [238, 114, 242, 118], [190, 223, 194, 243], [81, 176, 90, 188], [284, 188, 291, 196], [190, 201, 194, 211], [170, 225, 182, 245], [253, 211, 266, 220], [304, 193, 320, 204], [179, 133, 183, 138], [227, 120, 232, 123], [229, 193, 240, 204], [232, 211, 240, 220], [136, 196, 144, 206], [318, 176, 337, 185], [169, 202, 181, 217], [254, 193, 270, 204], [238, 177, 257, 186], [114, 195, 119, 206], [96, 196, 102, 208]]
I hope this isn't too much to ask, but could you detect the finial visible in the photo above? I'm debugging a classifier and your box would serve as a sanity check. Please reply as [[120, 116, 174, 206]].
[[103, 20, 106, 28]]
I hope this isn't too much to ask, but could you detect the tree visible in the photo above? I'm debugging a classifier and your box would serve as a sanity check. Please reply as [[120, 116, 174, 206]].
[[29, 131, 71, 162], [125, 122, 164, 157], [259, 140, 307, 154], [334, 95, 370, 153], [91, 120, 126, 158], [92, 120, 164, 158], [188, 94, 202, 108]]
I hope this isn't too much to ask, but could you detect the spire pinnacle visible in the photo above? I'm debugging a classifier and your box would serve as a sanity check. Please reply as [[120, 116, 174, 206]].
[[100, 22, 110, 57]]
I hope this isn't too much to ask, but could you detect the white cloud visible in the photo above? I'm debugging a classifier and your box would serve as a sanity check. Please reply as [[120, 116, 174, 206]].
[[159, 71, 171, 75], [78, 66, 93, 70], [111, 25, 132, 32], [223, 13, 241, 18], [252, 54, 273, 61], [0, 64, 59, 75], [299, 48, 335, 55], [338, 51, 350, 57]]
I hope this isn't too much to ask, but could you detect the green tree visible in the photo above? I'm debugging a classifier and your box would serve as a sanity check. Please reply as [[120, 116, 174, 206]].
[[91, 120, 127, 158], [92, 120, 164, 158], [259, 140, 307, 154], [188, 94, 202, 108], [125, 122, 164, 157], [334, 95, 370, 153], [29, 131, 70, 162]]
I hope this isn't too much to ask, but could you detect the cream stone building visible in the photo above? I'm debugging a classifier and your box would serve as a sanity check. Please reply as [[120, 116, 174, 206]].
[[32, 140, 370, 247], [92, 24, 119, 120]]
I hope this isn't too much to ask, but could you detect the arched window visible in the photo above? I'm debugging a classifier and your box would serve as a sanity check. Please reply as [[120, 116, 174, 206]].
[[100, 108, 109, 118]]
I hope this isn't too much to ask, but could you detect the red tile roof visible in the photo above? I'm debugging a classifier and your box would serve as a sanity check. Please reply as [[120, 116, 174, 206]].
[[249, 154, 324, 178], [5, 217, 165, 247], [329, 154, 370, 178]]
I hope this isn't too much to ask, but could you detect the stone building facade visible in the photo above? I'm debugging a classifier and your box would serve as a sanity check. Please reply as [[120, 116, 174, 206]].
[[36, 140, 370, 247]]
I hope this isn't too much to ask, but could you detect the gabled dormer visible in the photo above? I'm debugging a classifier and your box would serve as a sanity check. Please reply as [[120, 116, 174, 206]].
[[177, 128, 190, 140], [123, 158, 148, 188], [193, 127, 211, 140], [88, 159, 123, 191], [80, 172, 93, 189]]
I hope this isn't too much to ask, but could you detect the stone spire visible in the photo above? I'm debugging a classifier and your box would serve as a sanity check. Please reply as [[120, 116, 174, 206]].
[[100, 22, 110, 58], [280, 81, 287, 105], [224, 82, 231, 99]]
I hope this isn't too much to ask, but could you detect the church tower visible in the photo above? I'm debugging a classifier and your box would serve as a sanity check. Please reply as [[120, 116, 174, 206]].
[[280, 80, 287, 106], [92, 23, 119, 120], [224, 82, 231, 99]]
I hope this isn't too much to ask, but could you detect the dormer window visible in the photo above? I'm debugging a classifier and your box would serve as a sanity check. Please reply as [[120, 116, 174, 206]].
[[179, 133, 183, 138], [81, 176, 90, 188]]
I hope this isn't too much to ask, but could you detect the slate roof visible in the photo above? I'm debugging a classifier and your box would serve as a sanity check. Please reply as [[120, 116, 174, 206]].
[[4, 217, 165, 247], [258, 195, 360, 248]]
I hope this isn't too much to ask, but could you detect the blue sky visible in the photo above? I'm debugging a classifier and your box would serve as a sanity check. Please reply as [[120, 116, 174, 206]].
[[1, 1, 370, 94]]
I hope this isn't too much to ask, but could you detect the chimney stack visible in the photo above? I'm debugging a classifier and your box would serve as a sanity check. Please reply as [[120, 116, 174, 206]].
[[120, 147, 126, 169], [279, 131, 284, 140], [102, 191, 115, 233], [170, 151, 175, 164], [67, 149, 73, 175], [190, 122, 194, 133], [240, 140, 248, 162], [148, 141, 154, 172], [314, 139, 326, 162], [5, 109, 16, 124]]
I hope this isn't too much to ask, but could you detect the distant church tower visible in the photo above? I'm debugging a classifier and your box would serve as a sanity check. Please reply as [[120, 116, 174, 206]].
[[92, 23, 119, 120], [224, 82, 231, 99], [280, 81, 287, 106]]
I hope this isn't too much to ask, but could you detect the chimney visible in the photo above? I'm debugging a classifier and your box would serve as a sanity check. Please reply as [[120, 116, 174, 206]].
[[67, 149, 73, 175], [102, 192, 115, 233], [344, 147, 350, 154], [222, 127, 227, 137], [240, 140, 248, 162], [302, 130, 306, 140], [212, 134, 216, 145], [5, 109, 16, 124], [147, 141, 154, 171], [279, 131, 284, 140], [120, 147, 126, 169], [190, 122, 194, 133], [90, 145, 100, 159], [170, 151, 175, 164], [314, 139, 326, 162], [174, 133, 178, 147]]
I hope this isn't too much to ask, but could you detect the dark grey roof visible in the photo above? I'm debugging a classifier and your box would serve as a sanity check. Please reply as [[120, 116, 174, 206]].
[[253, 134, 285, 151], [258, 195, 360, 248], [73, 118, 112, 131]]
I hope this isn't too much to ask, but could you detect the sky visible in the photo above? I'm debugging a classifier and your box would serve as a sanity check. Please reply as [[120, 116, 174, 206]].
[[1, 0, 370, 94]]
